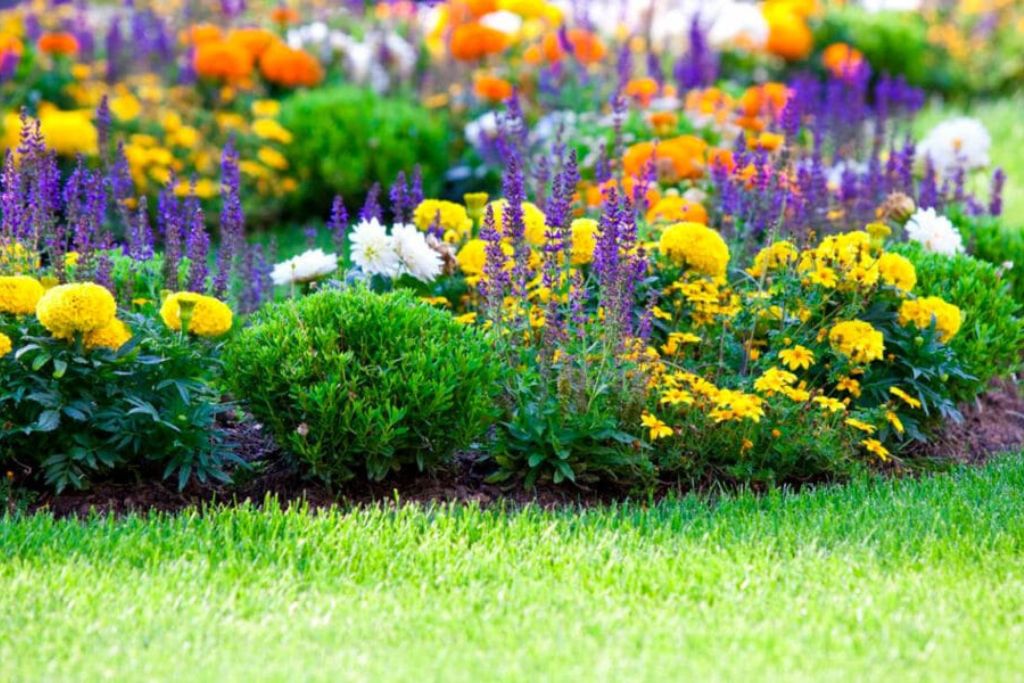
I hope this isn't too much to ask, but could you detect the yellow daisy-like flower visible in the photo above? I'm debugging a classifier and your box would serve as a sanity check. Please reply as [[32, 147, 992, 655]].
[[778, 345, 814, 371], [836, 376, 862, 397], [413, 199, 474, 241], [845, 418, 877, 434], [886, 410, 905, 434], [753, 367, 798, 396], [897, 296, 962, 342], [659, 388, 694, 406], [36, 283, 116, 337], [659, 222, 730, 277], [0, 331, 12, 356], [257, 146, 289, 170], [251, 118, 293, 144], [0, 275, 46, 315], [812, 396, 846, 413], [251, 99, 281, 117], [454, 312, 478, 325], [889, 386, 922, 409], [641, 412, 674, 440], [83, 318, 132, 351], [160, 292, 233, 338], [828, 320, 884, 364], [486, 200, 549, 246], [861, 438, 890, 461], [747, 240, 798, 278]]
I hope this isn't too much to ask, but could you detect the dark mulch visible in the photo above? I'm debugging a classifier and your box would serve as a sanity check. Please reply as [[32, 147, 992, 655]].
[[20, 379, 1024, 518]]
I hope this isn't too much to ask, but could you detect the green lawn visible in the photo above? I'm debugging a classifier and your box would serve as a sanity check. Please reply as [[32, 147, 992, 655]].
[[915, 95, 1024, 225], [3, 455, 1024, 682]]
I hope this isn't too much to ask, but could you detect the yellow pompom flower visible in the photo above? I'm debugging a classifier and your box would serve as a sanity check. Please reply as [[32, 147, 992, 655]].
[[747, 240, 797, 277], [0, 275, 45, 315], [0, 331, 11, 356], [897, 296, 962, 342], [160, 292, 233, 337], [83, 318, 132, 351], [659, 222, 730, 277], [569, 218, 598, 265], [456, 239, 488, 276], [828, 320, 884, 364], [877, 252, 917, 293], [36, 283, 116, 337], [413, 200, 473, 241], [486, 200, 549, 246], [251, 118, 293, 144]]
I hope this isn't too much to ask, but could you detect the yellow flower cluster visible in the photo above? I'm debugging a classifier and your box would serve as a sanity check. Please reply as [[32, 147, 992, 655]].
[[569, 218, 598, 266], [877, 252, 917, 293], [747, 240, 797, 278], [486, 200, 549, 246], [36, 283, 116, 337], [0, 275, 45, 315], [0, 331, 11, 356], [828, 320, 885, 364], [898, 296, 962, 342], [83, 318, 132, 351], [798, 230, 879, 290], [414, 199, 474, 242], [160, 292, 233, 337], [659, 222, 730, 277]]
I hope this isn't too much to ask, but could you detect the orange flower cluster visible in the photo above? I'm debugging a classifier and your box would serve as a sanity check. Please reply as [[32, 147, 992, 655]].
[[37, 32, 79, 57], [259, 43, 323, 88], [737, 82, 790, 131], [227, 27, 278, 61], [535, 29, 605, 65], [622, 135, 709, 184], [181, 23, 223, 46], [194, 40, 254, 83], [764, 4, 814, 61], [624, 77, 660, 107], [822, 42, 865, 78], [473, 73, 514, 102], [583, 177, 661, 210], [270, 5, 300, 26], [0, 34, 22, 61], [450, 22, 509, 61]]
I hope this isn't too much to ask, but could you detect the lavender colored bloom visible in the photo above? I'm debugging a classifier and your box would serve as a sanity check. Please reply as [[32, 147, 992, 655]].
[[328, 195, 348, 252], [158, 179, 184, 289], [408, 165, 423, 208], [389, 171, 409, 223], [989, 168, 1005, 217], [184, 183, 210, 293], [360, 183, 382, 222], [213, 140, 245, 297]]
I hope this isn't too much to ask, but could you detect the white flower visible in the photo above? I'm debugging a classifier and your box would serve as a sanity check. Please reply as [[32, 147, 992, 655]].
[[271, 248, 338, 286], [862, 0, 922, 12], [465, 111, 502, 152], [479, 11, 523, 36], [905, 208, 964, 257], [917, 117, 991, 176], [704, 1, 769, 50], [349, 218, 400, 277], [392, 224, 443, 282]]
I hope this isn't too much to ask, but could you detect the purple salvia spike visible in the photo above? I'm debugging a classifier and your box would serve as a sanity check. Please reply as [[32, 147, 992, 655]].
[[360, 183, 382, 222], [389, 171, 409, 223], [989, 168, 1005, 217], [328, 194, 348, 252]]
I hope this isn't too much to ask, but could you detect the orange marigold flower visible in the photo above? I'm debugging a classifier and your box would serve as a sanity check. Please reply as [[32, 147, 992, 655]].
[[194, 40, 254, 83], [270, 5, 300, 25], [450, 22, 509, 61], [739, 83, 790, 118], [37, 32, 79, 57], [584, 177, 661, 209], [473, 73, 514, 102], [624, 77, 659, 107], [259, 43, 323, 88], [822, 42, 865, 78], [646, 196, 708, 225], [622, 135, 708, 183], [707, 148, 736, 173], [541, 29, 605, 65], [180, 23, 223, 46], [227, 27, 279, 61], [765, 7, 814, 61], [0, 34, 23, 60], [648, 111, 678, 135]]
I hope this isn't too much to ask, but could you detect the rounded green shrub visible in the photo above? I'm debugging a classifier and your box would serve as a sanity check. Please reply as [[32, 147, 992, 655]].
[[224, 287, 501, 485], [279, 86, 450, 217], [893, 243, 1024, 403]]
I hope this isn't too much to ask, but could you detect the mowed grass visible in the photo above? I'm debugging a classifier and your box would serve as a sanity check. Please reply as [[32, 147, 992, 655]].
[[3, 456, 1024, 682], [915, 94, 1024, 225]]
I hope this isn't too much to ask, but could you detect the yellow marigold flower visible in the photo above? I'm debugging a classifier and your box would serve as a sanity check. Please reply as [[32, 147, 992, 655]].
[[251, 118, 293, 144], [889, 386, 922, 409], [641, 412, 674, 440], [160, 292, 233, 337], [38, 107, 98, 157], [83, 318, 132, 351], [659, 222, 730, 277], [570, 218, 598, 265], [778, 345, 814, 371], [257, 146, 288, 170], [36, 283, 116, 337], [414, 200, 473, 240], [109, 94, 142, 121], [0, 331, 11, 356], [886, 410, 904, 434], [812, 396, 846, 413], [747, 240, 797, 277], [454, 312, 478, 325], [877, 252, 916, 292], [897, 296, 962, 342], [861, 438, 890, 461], [0, 275, 45, 315], [486, 200, 548, 246], [828, 320, 884, 364], [845, 418, 877, 434], [251, 99, 281, 117]]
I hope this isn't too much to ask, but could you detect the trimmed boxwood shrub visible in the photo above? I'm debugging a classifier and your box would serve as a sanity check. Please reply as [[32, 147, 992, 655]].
[[280, 86, 450, 217], [893, 243, 1024, 404], [224, 287, 501, 485]]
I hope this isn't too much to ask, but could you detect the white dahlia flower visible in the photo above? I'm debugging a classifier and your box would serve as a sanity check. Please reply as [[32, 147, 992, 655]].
[[349, 218, 400, 278], [917, 117, 991, 176], [392, 223, 443, 282], [271, 248, 338, 286], [905, 208, 964, 257]]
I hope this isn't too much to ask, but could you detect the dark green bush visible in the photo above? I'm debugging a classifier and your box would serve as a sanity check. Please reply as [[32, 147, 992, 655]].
[[280, 86, 450, 216], [224, 287, 501, 485], [0, 313, 238, 492], [893, 243, 1024, 403], [952, 214, 1024, 303]]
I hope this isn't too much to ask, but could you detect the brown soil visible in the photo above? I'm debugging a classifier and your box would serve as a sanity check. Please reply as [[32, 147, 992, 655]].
[[20, 380, 1024, 519]]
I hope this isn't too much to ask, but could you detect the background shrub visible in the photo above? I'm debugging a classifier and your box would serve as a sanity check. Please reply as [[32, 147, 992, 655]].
[[224, 287, 501, 485], [894, 243, 1024, 403], [280, 86, 450, 217], [952, 214, 1024, 303]]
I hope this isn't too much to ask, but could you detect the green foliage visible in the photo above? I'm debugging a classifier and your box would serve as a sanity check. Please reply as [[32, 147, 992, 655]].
[[893, 242, 1024, 403], [280, 86, 450, 216], [224, 286, 501, 485], [0, 313, 238, 492], [952, 214, 1024, 302]]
